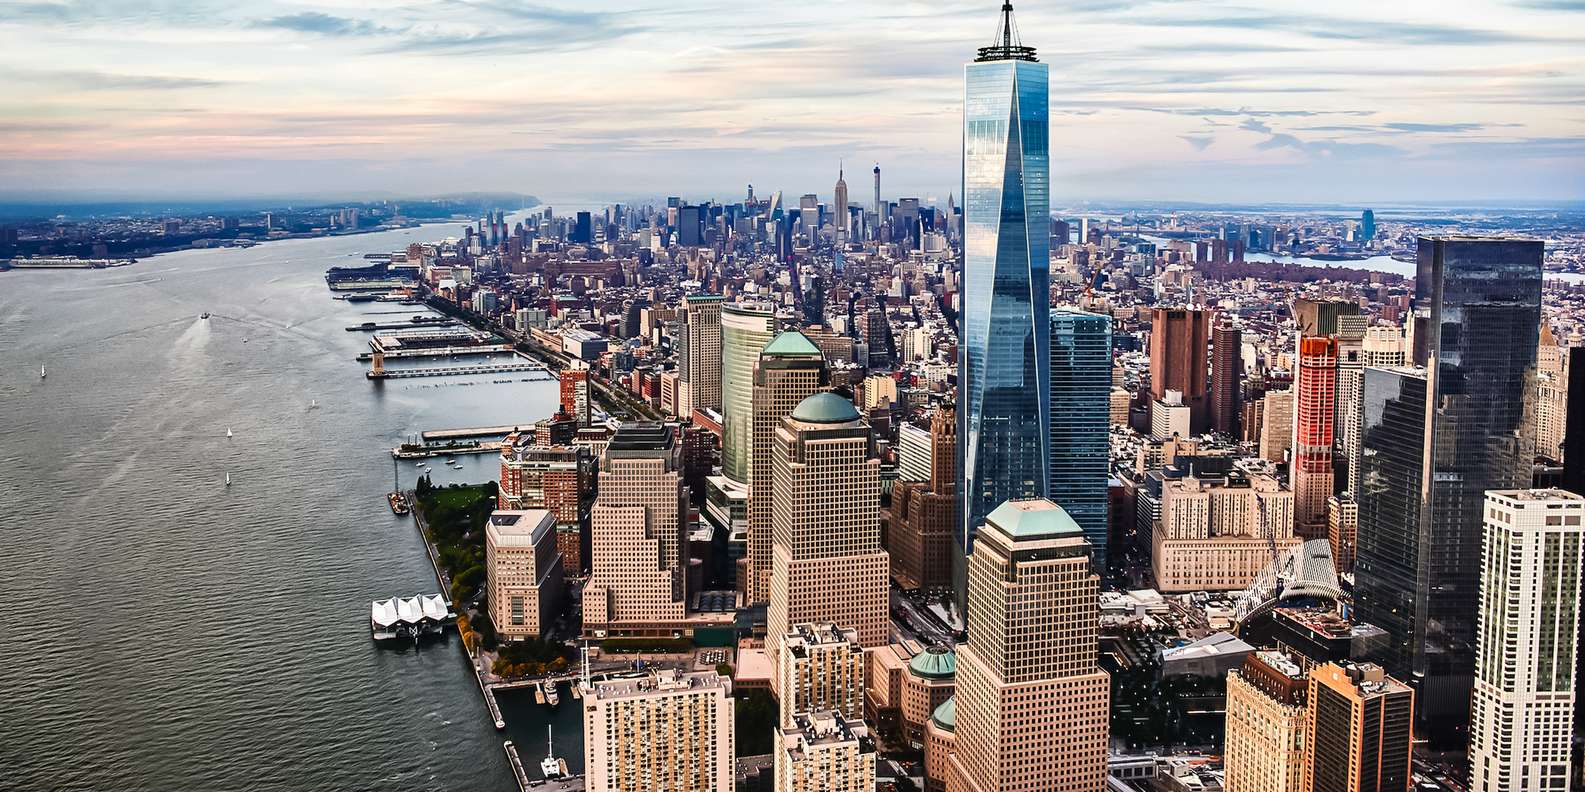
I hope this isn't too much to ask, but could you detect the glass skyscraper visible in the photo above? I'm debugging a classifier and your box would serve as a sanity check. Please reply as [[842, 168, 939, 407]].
[[1354, 236, 1542, 746], [1050, 309, 1112, 571], [956, 3, 1050, 609]]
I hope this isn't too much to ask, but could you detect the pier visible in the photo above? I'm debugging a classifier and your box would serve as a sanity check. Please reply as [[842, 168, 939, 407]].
[[356, 343, 514, 361], [365, 361, 550, 379], [392, 441, 502, 459], [421, 425, 527, 441], [504, 741, 531, 791], [345, 318, 455, 332]]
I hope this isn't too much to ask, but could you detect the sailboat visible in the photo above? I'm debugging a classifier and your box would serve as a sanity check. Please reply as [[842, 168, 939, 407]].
[[309, 399, 318, 409], [226, 427, 233, 438], [224, 472, 232, 487], [540, 725, 565, 779], [40, 364, 46, 380]]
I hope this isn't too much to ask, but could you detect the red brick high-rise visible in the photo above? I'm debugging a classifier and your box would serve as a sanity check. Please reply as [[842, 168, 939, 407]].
[[1210, 320, 1242, 438], [1292, 336, 1337, 541], [1149, 307, 1211, 434]]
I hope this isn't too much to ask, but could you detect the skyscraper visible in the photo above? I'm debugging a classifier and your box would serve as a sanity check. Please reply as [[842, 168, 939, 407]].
[[1468, 489, 1584, 792], [944, 499, 1110, 792], [1303, 663, 1414, 792], [1149, 307, 1211, 434], [1354, 236, 1542, 744], [720, 301, 778, 483], [747, 331, 829, 604], [679, 294, 724, 416], [766, 393, 888, 698], [1049, 308, 1112, 570], [582, 424, 689, 636], [1292, 336, 1337, 542], [1210, 319, 1242, 438], [889, 405, 958, 591], [1224, 651, 1308, 792], [773, 711, 876, 792], [833, 165, 849, 241], [582, 670, 734, 792], [1360, 209, 1375, 243], [957, 0, 1051, 611], [873, 164, 882, 222]]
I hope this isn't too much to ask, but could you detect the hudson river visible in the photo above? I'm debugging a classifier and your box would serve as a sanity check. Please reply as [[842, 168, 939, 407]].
[[0, 218, 580, 791]]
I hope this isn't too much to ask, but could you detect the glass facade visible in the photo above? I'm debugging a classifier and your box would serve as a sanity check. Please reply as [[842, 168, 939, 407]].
[[1354, 236, 1542, 745], [1050, 309, 1112, 570], [956, 56, 1051, 606]]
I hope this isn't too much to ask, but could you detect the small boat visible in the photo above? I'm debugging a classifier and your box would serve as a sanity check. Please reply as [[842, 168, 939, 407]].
[[544, 682, 560, 706], [201, 312, 211, 320], [387, 491, 410, 515], [226, 427, 233, 438], [40, 364, 46, 380], [309, 399, 318, 409], [224, 472, 231, 487]]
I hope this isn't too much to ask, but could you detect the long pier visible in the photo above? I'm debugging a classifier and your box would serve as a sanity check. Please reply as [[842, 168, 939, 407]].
[[366, 361, 550, 380], [357, 343, 515, 361], [422, 425, 528, 441], [346, 319, 455, 332], [504, 742, 530, 791]]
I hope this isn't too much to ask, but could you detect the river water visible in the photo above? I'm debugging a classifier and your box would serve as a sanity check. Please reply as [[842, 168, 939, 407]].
[[0, 218, 581, 791]]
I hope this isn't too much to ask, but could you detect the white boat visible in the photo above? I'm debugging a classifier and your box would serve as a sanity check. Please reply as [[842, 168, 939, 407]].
[[544, 682, 560, 706], [309, 399, 318, 409], [540, 725, 564, 779], [226, 427, 233, 438], [224, 472, 231, 487], [40, 364, 46, 380]]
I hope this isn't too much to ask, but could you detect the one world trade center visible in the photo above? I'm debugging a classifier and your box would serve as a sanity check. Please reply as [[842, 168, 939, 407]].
[[956, 2, 1050, 609]]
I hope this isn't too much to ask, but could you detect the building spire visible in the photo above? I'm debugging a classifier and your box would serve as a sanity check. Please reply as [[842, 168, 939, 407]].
[[976, 1, 1037, 62]]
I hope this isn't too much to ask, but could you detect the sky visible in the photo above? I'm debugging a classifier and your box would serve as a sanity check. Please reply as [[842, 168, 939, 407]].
[[0, 0, 1582, 205]]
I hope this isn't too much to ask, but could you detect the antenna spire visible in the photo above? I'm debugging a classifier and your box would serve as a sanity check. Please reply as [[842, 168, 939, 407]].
[[976, 1, 1038, 62]]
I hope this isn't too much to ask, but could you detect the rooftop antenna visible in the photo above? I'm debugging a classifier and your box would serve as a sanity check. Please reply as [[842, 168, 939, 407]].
[[580, 640, 591, 690], [976, 2, 1038, 62]]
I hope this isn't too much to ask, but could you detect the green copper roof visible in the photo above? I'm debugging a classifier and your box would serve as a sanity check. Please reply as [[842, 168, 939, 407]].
[[987, 498, 1083, 539], [908, 646, 957, 680], [930, 696, 956, 731], [790, 391, 861, 424], [760, 330, 822, 358]]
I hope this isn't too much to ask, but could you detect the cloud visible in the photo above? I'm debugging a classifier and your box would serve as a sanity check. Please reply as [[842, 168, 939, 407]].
[[253, 12, 400, 37], [5, 69, 229, 91], [1382, 122, 1485, 133], [1179, 134, 1214, 151], [1239, 118, 1272, 133], [1130, 11, 1580, 45]]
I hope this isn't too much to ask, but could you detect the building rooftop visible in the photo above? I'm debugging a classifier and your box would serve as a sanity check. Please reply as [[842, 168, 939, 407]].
[[760, 330, 823, 358], [604, 422, 675, 453], [790, 391, 861, 424], [907, 645, 957, 680], [486, 509, 554, 546], [930, 696, 956, 731], [588, 669, 730, 701], [987, 498, 1083, 539]]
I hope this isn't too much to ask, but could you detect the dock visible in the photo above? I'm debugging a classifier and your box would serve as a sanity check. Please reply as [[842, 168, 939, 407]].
[[345, 319, 455, 332], [392, 441, 503, 459], [422, 425, 527, 442], [484, 684, 506, 730], [504, 741, 531, 792], [357, 343, 515, 361], [366, 361, 550, 380]]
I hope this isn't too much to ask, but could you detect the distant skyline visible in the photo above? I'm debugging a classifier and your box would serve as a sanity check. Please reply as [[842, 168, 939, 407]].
[[2, 0, 1582, 203]]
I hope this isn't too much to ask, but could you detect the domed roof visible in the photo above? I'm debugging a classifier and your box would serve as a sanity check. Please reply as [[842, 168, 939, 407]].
[[790, 392, 860, 424], [987, 498, 1082, 539], [908, 645, 957, 680], [930, 696, 956, 731], [760, 330, 823, 358]]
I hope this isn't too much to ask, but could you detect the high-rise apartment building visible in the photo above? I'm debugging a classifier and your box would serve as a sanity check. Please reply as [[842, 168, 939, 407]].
[[583, 424, 689, 636], [958, 0, 1051, 612], [485, 509, 564, 641], [559, 362, 591, 425], [766, 393, 888, 697], [497, 437, 592, 576], [1327, 494, 1357, 575], [1211, 319, 1243, 438], [773, 711, 876, 792], [1354, 237, 1542, 743], [679, 294, 724, 416], [1050, 308, 1113, 569], [1333, 316, 1366, 498], [747, 331, 828, 604], [945, 498, 1109, 792], [778, 623, 866, 727], [1224, 651, 1308, 792], [1149, 307, 1211, 434], [1303, 663, 1414, 792], [1259, 390, 1294, 464], [1468, 489, 1584, 792], [720, 301, 778, 483], [582, 670, 734, 792], [890, 405, 958, 591], [1292, 298, 1359, 338], [1293, 337, 1337, 542]]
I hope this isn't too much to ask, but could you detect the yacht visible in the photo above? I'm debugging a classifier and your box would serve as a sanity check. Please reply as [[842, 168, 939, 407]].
[[540, 726, 565, 779], [544, 681, 559, 706]]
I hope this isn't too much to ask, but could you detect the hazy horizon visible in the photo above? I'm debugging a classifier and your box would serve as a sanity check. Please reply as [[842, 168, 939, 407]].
[[2, 0, 1582, 204]]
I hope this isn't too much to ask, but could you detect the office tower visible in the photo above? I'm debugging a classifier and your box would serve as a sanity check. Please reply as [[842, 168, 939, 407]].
[[1149, 307, 1211, 433], [583, 424, 688, 635], [890, 405, 959, 591], [897, 421, 933, 483], [559, 362, 591, 425], [1360, 209, 1375, 243], [773, 711, 876, 792], [1211, 320, 1243, 438], [1536, 324, 1567, 461], [747, 332, 829, 604], [945, 499, 1110, 792], [1152, 470, 1298, 593], [572, 211, 592, 244], [1259, 389, 1294, 464], [873, 164, 882, 220], [1327, 494, 1357, 575], [1333, 317, 1366, 496], [720, 301, 778, 483], [582, 670, 734, 792], [778, 623, 866, 727], [677, 204, 703, 247], [1151, 390, 1191, 439], [1354, 237, 1542, 743], [1566, 347, 1585, 494], [1468, 489, 1584, 792], [1050, 309, 1113, 570], [1293, 337, 1338, 542], [958, 0, 1051, 612], [766, 393, 888, 697], [485, 510, 564, 640], [833, 166, 849, 240], [1303, 663, 1414, 792], [1224, 651, 1308, 792], [679, 294, 724, 416], [1292, 298, 1360, 338]]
